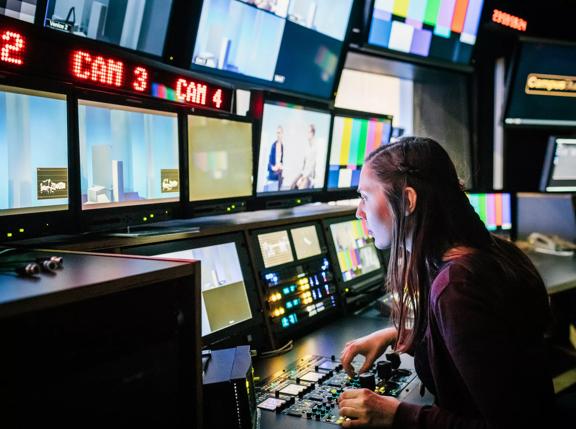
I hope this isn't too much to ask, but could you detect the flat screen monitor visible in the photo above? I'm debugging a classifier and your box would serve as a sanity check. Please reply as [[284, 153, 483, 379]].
[[188, 115, 253, 202], [257, 230, 294, 268], [290, 225, 322, 260], [517, 192, 576, 241], [256, 101, 331, 195], [505, 40, 576, 126], [329, 219, 381, 282], [44, 0, 173, 56], [78, 100, 179, 210], [540, 137, 576, 192], [1, 0, 37, 23], [153, 242, 253, 338], [367, 0, 484, 66], [191, 0, 354, 99], [466, 192, 512, 232], [0, 86, 68, 216], [327, 111, 393, 189]]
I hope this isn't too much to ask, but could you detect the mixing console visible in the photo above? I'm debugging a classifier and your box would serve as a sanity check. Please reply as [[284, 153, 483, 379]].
[[255, 354, 417, 425]]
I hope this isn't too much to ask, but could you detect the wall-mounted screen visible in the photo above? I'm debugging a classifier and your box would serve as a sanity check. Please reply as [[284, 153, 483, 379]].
[[368, 0, 484, 65], [0, 86, 68, 216], [256, 101, 330, 194], [329, 219, 381, 282], [79, 100, 179, 210], [257, 230, 294, 268], [290, 225, 322, 260], [1, 0, 37, 23], [191, 0, 354, 99], [154, 242, 253, 337], [540, 137, 576, 192], [466, 192, 512, 232], [188, 115, 253, 202], [44, 0, 173, 56], [328, 112, 393, 189]]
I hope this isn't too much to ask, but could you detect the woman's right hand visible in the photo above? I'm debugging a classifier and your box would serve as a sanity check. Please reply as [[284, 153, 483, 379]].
[[340, 327, 398, 377]]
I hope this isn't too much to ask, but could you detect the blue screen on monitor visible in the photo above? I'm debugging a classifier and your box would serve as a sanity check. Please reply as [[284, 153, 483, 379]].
[[191, 0, 354, 99], [0, 86, 69, 216], [78, 100, 179, 210]]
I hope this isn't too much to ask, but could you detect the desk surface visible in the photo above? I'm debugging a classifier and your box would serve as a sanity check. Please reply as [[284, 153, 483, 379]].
[[526, 251, 576, 295]]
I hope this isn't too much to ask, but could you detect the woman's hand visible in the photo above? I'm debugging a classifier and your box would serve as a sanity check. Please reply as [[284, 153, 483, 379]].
[[340, 327, 397, 376], [338, 388, 400, 428]]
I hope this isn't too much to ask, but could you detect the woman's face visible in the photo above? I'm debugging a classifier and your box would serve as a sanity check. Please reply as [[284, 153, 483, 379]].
[[355, 164, 394, 250]]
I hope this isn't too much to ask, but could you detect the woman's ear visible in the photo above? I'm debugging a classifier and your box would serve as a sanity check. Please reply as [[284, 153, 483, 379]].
[[405, 186, 417, 216]]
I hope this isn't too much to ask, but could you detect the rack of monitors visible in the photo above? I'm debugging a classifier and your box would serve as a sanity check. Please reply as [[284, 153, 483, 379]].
[[323, 216, 385, 310], [120, 232, 267, 350], [250, 222, 338, 347]]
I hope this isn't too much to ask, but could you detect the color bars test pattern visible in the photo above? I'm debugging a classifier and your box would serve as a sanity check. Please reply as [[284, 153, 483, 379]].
[[467, 193, 512, 231], [369, 0, 484, 63], [335, 220, 372, 281], [328, 115, 392, 189]]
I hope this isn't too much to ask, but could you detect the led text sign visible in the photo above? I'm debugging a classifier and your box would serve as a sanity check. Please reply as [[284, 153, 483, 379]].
[[0, 23, 231, 112], [492, 9, 527, 32]]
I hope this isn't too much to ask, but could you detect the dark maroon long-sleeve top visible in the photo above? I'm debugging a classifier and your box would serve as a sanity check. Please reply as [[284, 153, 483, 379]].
[[393, 252, 554, 429]]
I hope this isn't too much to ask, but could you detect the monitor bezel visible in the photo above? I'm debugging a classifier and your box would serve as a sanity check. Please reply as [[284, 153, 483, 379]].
[[326, 107, 394, 193], [183, 0, 359, 102], [119, 231, 264, 348], [540, 136, 576, 193], [74, 89, 184, 232]]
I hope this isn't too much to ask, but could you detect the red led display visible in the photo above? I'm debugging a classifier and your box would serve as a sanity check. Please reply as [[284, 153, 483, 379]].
[[0, 18, 232, 112]]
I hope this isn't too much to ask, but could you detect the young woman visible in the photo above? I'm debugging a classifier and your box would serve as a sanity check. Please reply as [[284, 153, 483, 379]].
[[338, 137, 554, 428]]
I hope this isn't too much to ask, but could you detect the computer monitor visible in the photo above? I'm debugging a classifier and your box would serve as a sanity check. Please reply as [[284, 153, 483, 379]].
[[540, 137, 576, 192], [188, 115, 253, 202], [190, 0, 354, 99], [290, 225, 322, 260], [327, 218, 382, 282], [1, 0, 37, 23], [122, 234, 260, 346], [367, 0, 485, 66], [78, 100, 179, 210], [256, 101, 331, 195], [517, 192, 576, 242], [327, 110, 393, 190], [44, 0, 173, 56], [257, 230, 295, 268], [466, 192, 513, 233], [0, 85, 69, 217]]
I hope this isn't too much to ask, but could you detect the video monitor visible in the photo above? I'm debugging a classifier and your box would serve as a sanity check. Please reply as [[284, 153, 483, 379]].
[[329, 219, 381, 282], [466, 192, 512, 232], [290, 225, 322, 260], [153, 242, 253, 338], [328, 111, 393, 189], [0, 86, 68, 216], [188, 115, 253, 202], [540, 137, 576, 192], [191, 0, 354, 99], [505, 40, 576, 126], [257, 230, 294, 268], [368, 0, 485, 66], [517, 193, 576, 241], [78, 100, 179, 210], [44, 0, 173, 56], [256, 101, 330, 194], [1, 0, 37, 23]]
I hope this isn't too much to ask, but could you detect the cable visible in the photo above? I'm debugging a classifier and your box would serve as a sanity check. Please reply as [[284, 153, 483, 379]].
[[258, 339, 294, 358]]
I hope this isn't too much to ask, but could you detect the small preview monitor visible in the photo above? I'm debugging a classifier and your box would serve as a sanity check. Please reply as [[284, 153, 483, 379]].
[[191, 0, 354, 99], [188, 115, 253, 202], [256, 101, 331, 194], [540, 137, 576, 192], [78, 100, 179, 210], [290, 225, 322, 260], [257, 230, 294, 268], [328, 111, 393, 189], [1, 0, 37, 23], [329, 219, 381, 282], [155, 242, 253, 338], [0, 85, 68, 216], [466, 192, 512, 232], [368, 0, 485, 66], [44, 0, 173, 56]]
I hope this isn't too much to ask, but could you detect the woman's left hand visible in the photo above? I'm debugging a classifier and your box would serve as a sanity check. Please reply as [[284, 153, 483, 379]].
[[338, 388, 400, 428]]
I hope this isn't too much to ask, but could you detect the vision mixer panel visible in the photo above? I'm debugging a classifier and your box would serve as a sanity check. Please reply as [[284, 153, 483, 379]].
[[255, 354, 417, 425]]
